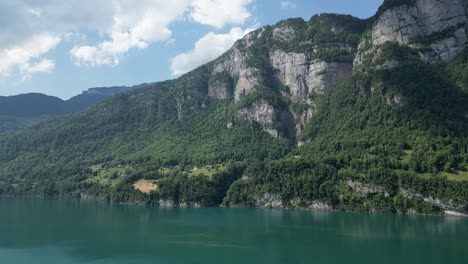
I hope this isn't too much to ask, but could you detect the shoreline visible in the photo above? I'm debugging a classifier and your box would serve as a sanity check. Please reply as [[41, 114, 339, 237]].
[[444, 210, 468, 217], [2, 194, 467, 218]]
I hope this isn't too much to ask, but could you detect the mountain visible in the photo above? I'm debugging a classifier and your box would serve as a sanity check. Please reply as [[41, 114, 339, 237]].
[[0, 0, 467, 215], [0, 84, 149, 133]]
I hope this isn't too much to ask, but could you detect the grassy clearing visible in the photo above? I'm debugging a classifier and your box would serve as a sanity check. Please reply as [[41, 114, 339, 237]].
[[440, 171, 468, 182], [187, 165, 224, 177], [398, 150, 468, 181], [133, 179, 158, 193], [86, 164, 133, 187], [157, 164, 225, 178], [397, 169, 468, 182], [416, 172, 433, 180]]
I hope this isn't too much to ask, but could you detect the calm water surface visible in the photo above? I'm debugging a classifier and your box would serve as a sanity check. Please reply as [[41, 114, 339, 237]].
[[0, 197, 467, 264]]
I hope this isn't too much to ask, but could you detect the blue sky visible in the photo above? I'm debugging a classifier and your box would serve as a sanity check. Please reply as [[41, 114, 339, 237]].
[[0, 0, 383, 99]]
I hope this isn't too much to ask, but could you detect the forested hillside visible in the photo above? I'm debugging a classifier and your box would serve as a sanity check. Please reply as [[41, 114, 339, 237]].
[[0, 0, 467, 215], [0, 85, 146, 133]]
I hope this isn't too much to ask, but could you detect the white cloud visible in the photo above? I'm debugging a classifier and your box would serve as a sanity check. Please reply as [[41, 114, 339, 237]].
[[21, 59, 55, 80], [0, 0, 114, 79], [280, 1, 296, 9], [71, 0, 254, 67], [0, 0, 255, 81], [190, 0, 253, 28], [171, 27, 253, 75], [0, 34, 60, 79], [70, 0, 189, 67]]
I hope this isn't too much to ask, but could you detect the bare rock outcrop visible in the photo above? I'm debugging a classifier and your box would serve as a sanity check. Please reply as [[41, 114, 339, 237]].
[[346, 180, 389, 197], [236, 100, 279, 137], [234, 68, 259, 102], [256, 193, 284, 208], [208, 78, 230, 100], [256, 193, 333, 210], [269, 50, 353, 102], [295, 107, 315, 136], [213, 47, 245, 76], [272, 24, 296, 42], [356, 0, 468, 65]]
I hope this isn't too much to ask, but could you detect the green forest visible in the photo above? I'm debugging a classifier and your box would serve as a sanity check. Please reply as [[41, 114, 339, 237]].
[[0, 1, 467, 215]]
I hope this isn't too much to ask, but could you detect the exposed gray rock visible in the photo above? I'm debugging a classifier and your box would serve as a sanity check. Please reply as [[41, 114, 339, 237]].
[[213, 47, 244, 76], [269, 50, 310, 101], [444, 210, 468, 217], [428, 27, 468, 62], [236, 99, 296, 138], [179, 202, 202, 208], [208, 0, 468, 144], [241, 175, 250, 181], [269, 50, 353, 102], [242, 29, 261, 48], [356, 0, 468, 65], [312, 43, 357, 62], [402, 189, 468, 213], [212, 41, 260, 103], [236, 100, 278, 137], [305, 200, 333, 211], [175, 97, 184, 120], [210, 26, 355, 138], [257, 195, 332, 210], [386, 95, 403, 106], [256, 193, 283, 208], [273, 24, 296, 42], [208, 78, 230, 100], [346, 180, 389, 197], [295, 106, 315, 136], [159, 199, 175, 207], [308, 61, 353, 94], [234, 68, 259, 102]]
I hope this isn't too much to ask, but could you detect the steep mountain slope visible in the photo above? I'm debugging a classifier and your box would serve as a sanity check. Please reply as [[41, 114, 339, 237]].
[[0, 0, 467, 214], [0, 84, 148, 133]]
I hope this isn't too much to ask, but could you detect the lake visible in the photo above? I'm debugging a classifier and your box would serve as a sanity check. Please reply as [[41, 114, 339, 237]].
[[0, 197, 467, 264]]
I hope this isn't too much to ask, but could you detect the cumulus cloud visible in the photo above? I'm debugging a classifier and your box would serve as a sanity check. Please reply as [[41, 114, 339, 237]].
[[280, 1, 296, 9], [0, 34, 60, 79], [21, 59, 56, 81], [67, 0, 254, 67], [0, 0, 114, 79], [70, 0, 189, 67], [189, 0, 253, 28], [0, 0, 255, 80], [171, 27, 253, 75]]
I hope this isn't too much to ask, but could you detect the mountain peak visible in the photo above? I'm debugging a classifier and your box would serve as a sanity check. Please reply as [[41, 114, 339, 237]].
[[356, 0, 468, 66]]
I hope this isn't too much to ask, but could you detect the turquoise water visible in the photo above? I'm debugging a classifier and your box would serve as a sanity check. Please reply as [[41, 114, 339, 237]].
[[0, 197, 467, 264]]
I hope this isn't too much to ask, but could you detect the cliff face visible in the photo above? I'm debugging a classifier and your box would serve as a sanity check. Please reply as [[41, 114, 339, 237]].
[[356, 0, 468, 65], [208, 15, 364, 139], [269, 50, 353, 101], [204, 0, 468, 141]]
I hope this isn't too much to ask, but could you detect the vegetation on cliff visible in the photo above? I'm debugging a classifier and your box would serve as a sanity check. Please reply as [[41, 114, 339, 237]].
[[0, 0, 467, 214]]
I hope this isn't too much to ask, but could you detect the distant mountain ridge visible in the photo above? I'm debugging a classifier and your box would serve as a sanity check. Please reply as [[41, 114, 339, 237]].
[[82, 83, 151, 96], [0, 84, 150, 132]]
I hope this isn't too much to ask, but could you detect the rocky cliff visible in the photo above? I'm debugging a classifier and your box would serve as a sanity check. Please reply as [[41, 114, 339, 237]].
[[203, 0, 468, 142], [207, 15, 366, 140], [355, 0, 468, 65]]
